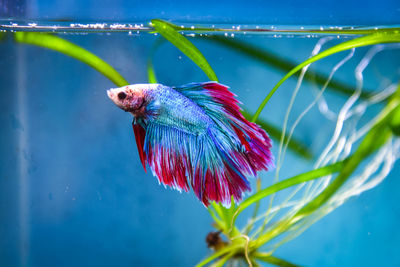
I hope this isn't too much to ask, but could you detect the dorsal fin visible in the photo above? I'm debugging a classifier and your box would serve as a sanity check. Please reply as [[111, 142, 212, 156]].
[[173, 82, 239, 120], [174, 82, 240, 141]]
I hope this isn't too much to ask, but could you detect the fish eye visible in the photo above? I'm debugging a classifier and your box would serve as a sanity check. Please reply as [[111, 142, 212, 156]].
[[118, 92, 127, 100]]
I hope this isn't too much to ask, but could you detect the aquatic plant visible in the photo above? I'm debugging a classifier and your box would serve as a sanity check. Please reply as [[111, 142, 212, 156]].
[[11, 21, 400, 266]]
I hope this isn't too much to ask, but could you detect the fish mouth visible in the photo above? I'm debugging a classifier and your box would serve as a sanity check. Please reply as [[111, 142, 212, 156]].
[[107, 88, 122, 108], [106, 89, 114, 99]]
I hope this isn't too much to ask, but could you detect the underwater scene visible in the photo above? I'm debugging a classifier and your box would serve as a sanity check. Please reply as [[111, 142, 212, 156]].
[[1, 3, 400, 267]]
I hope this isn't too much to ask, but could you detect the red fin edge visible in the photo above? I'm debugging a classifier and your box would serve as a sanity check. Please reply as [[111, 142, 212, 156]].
[[132, 123, 147, 172]]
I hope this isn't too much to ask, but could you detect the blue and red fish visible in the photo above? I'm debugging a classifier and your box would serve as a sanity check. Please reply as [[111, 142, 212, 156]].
[[107, 82, 273, 207]]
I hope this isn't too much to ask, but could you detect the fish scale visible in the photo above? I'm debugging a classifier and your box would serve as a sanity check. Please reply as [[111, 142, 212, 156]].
[[150, 85, 212, 135]]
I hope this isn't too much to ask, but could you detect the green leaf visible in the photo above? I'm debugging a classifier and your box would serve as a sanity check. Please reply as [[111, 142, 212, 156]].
[[14, 32, 129, 87], [205, 36, 373, 100], [208, 201, 242, 237], [196, 244, 242, 267], [252, 30, 400, 123], [230, 161, 344, 228], [209, 203, 228, 231], [209, 251, 235, 267], [151, 19, 218, 81], [243, 178, 262, 235], [147, 58, 157, 84], [389, 84, 400, 136], [207, 207, 225, 230]]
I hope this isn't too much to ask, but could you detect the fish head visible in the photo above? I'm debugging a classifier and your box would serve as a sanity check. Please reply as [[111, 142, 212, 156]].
[[107, 84, 151, 116]]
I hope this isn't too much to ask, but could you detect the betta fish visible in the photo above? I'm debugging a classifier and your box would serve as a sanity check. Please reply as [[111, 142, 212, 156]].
[[107, 82, 273, 207]]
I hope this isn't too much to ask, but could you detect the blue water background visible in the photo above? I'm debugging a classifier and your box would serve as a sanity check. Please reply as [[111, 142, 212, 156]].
[[1, 1, 400, 267]]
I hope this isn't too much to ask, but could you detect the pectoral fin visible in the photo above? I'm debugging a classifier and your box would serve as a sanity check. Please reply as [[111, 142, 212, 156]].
[[132, 122, 147, 172]]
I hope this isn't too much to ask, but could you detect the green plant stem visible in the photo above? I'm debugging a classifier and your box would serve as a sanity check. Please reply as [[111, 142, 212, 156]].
[[14, 32, 129, 87], [252, 252, 300, 267], [252, 31, 400, 123], [244, 178, 262, 235]]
